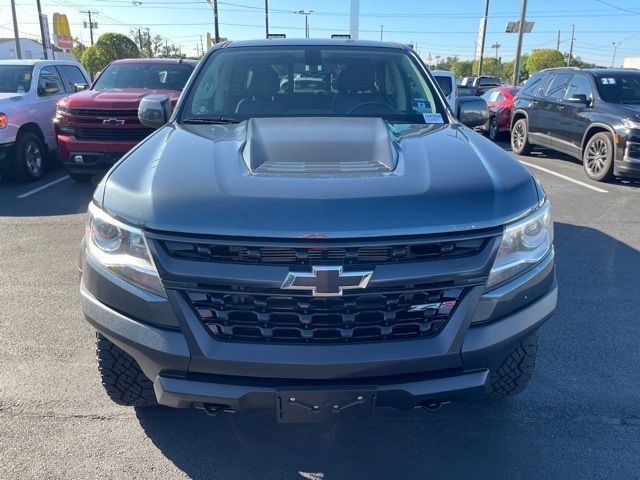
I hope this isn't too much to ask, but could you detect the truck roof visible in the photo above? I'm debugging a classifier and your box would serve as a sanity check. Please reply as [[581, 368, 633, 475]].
[[0, 59, 82, 67], [223, 38, 405, 49]]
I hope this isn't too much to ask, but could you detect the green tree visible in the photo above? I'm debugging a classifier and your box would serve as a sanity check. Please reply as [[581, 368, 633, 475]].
[[500, 55, 529, 84], [81, 33, 140, 74], [71, 38, 87, 61], [526, 49, 565, 74], [472, 57, 501, 77], [451, 60, 474, 78]]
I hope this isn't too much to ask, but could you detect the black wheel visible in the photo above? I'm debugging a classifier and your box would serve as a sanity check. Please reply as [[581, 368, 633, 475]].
[[583, 131, 614, 182], [12, 131, 45, 181], [68, 172, 94, 183], [96, 332, 157, 407], [487, 332, 538, 399], [510, 118, 533, 155], [488, 117, 501, 141]]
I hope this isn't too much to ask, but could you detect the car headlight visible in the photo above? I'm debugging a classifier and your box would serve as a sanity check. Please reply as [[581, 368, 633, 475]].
[[0, 113, 7, 129], [486, 200, 553, 289], [85, 202, 166, 297], [622, 118, 640, 130]]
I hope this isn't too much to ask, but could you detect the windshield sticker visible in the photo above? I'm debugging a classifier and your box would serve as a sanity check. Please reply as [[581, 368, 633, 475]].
[[412, 98, 432, 113], [423, 113, 444, 124], [16, 85, 25, 93], [601, 77, 616, 85]]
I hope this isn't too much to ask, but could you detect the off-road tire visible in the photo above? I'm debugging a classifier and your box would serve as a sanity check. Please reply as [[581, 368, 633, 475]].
[[487, 332, 538, 399], [96, 332, 157, 406], [510, 118, 533, 155]]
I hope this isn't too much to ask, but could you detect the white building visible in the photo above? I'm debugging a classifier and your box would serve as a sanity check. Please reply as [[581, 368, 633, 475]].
[[0, 37, 77, 61], [623, 57, 640, 69]]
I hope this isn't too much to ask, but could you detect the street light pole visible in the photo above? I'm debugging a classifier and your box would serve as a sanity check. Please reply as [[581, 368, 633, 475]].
[[512, 0, 528, 85], [611, 42, 620, 68], [265, 0, 269, 38], [36, 0, 48, 59], [206, 0, 220, 43], [380, 25, 383, 41], [295, 10, 313, 39]]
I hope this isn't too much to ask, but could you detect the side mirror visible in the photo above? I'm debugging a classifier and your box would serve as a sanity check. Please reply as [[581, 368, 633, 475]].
[[457, 96, 489, 128], [74, 83, 88, 92], [42, 81, 60, 95], [138, 94, 172, 129], [568, 94, 591, 106]]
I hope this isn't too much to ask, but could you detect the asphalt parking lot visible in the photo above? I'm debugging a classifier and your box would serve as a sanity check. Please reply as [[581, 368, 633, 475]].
[[1, 142, 639, 480]]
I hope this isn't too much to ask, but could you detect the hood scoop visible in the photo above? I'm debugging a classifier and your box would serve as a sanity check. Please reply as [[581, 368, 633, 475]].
[[242, 117, 397, 175]]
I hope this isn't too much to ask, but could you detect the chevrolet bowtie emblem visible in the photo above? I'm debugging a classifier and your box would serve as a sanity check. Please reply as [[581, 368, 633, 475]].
[[103, 118, 125, 126], [282, 266, 373, 297]]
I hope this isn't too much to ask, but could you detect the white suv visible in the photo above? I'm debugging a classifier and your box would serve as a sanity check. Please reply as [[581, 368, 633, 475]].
[[0, 59, 89, 181]]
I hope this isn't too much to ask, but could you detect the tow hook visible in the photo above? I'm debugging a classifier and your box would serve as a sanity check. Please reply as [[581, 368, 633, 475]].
[[421, 400, 449, 412]]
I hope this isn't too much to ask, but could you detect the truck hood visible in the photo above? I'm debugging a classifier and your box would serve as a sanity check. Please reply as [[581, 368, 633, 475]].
[[99, 118, 540, 239], [59, 88, 181, 110], [0, 92, 24, 103]]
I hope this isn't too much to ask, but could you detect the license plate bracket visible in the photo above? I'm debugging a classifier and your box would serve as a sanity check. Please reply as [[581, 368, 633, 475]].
[[276, 387, 376, 423]]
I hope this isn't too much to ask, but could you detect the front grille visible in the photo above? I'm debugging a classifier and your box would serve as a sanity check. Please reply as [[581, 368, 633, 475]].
[[185, 285, 464, 344], [67, 108, 138, 116], [162, 238, 487, 266], [75, 127, 155, 141]]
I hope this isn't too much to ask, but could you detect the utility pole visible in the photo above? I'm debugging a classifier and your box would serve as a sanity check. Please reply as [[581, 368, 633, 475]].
[[138, 28, 143, 51], [611, 42, 620, 68], [491, 42, 500, 60], [206, 0, 220, 43], [36, 0, 48, 59], [10, 0, 22, 59], [265, 0, 269, 38], [380, 25, 384, 41], [567, 24, 575, 66], [200, 35, 204, 56], [81, 10, 98, 45], [512, 0, 528, 86], [350, 0, 360, 39], [556, 30, 560, 51], [477, 0, 490, 76], [144, 27, 150, 57]]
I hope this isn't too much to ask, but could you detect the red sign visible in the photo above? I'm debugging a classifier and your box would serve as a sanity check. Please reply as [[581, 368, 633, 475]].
[[58, 34, 72, 49]]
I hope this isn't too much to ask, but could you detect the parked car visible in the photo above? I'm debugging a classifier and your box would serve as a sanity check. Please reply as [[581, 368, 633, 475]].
[[55, 58, 197, 182], [80, 38, 554, 422], [0, 59, 89, 181], [432, 70, 458, 112], [480, 86, 520, 141], [464, 75, 502, 96], [511, 67, 640, 181]]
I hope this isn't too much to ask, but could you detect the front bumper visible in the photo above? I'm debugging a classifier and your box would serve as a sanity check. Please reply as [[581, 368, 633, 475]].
[[81, 249, 557, 413], [57, 134, 134, 174], [0, 141, 14, 172]]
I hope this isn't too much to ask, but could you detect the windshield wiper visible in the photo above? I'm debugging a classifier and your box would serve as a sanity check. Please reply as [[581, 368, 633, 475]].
[[182, 117, 240, 124]]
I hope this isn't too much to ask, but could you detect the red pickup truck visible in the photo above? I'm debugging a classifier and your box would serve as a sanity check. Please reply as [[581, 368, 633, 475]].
[[55, 58, 197, 182]]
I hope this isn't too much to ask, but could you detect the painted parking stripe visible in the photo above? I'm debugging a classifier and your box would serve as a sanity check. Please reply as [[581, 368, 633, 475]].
[[519, 161, 609, 194], [17, 175, 70, 199]]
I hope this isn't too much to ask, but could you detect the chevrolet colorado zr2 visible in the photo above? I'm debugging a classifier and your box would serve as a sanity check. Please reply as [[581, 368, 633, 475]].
[[81, 39, 556, 423]]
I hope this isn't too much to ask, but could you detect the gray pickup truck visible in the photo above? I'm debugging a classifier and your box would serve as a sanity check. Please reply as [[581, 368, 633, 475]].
[[81, 39, 556, 423], [0, 60, 89, 181]]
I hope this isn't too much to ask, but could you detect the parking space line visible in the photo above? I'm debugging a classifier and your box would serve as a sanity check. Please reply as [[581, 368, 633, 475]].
[[17, 176, 71, 199], [519, 161, 608, 193]]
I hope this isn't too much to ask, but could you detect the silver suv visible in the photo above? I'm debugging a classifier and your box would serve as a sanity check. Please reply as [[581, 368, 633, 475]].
[[0, 59, 89, 181]]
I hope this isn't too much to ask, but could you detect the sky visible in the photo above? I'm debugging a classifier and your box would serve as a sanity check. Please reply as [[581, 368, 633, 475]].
[[1, 0, 640, 65]]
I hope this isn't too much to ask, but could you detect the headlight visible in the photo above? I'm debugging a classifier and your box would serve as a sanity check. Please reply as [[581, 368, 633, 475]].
[[622, 118, 640, 130], [0, 113, 7, 129], [486, 201, 553, 289], [86, 202, 166, 297], [54, 107, 74, 134]]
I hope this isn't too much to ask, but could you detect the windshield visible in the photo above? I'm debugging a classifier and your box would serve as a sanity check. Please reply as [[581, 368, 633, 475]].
[[434, 75, 453, 96], [182, 46, 445, 123], [0, 65, 34, 93], [594, 72, 640, 104], [93, 63, 193, 91]]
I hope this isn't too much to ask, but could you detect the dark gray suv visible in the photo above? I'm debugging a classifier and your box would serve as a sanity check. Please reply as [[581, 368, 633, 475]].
[[81, 39, 556, 422]]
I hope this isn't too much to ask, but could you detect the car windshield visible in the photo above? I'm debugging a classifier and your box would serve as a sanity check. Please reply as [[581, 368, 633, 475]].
[[182, 46, 445, 123], [0, 65, 34, 93], [594, 72, 640, 104], [92, 63, 193, 91]]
